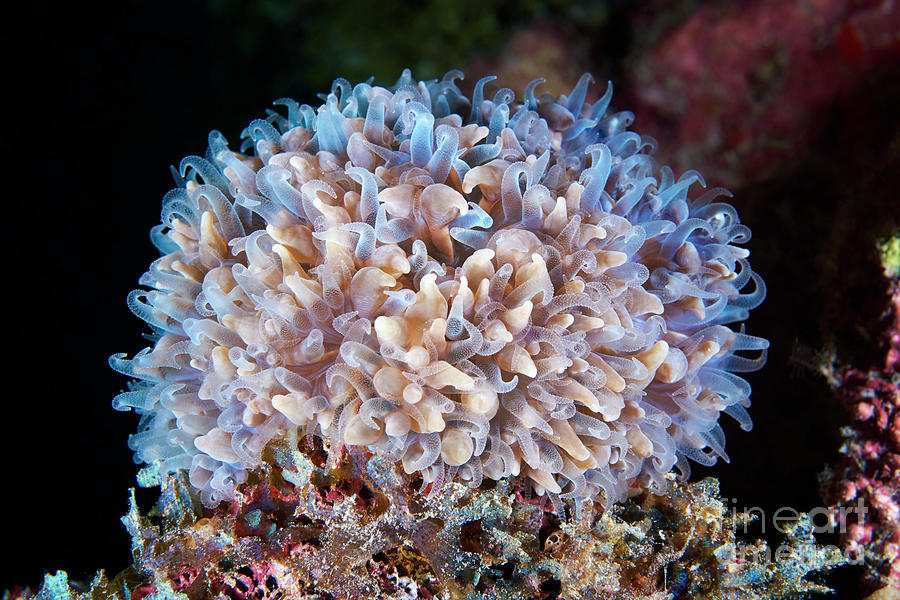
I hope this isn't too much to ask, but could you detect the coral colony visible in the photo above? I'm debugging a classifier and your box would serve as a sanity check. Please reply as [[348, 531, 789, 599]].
[[20, 71, 856, 600], [111, 70, 767, 509]]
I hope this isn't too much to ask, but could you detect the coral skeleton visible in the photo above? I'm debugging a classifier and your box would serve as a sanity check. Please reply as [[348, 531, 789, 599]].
[[111, 70, 767, 507]]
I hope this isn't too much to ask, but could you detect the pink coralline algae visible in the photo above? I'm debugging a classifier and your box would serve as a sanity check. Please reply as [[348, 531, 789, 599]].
[[110, 70, 767, 510], [821, 245, 900, 592], [623, 0, 900, 188]]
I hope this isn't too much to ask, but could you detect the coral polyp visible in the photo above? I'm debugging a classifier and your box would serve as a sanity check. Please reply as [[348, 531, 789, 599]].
[[112, 70, 767, 507]]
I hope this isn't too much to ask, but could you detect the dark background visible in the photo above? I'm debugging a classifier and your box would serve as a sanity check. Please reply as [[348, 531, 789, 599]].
[[3, 0, 899, 596]]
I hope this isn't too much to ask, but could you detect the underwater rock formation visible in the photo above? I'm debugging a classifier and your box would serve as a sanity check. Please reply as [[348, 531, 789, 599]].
[[12, 431, 845, 600], [622, 0, 900, 188], [821, 233, 900, 595], [109, 70, 767, 510]]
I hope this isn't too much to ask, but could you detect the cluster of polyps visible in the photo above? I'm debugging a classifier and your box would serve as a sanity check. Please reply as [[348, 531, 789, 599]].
[[113, 70, 767, 506]]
